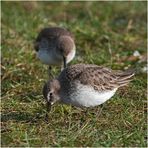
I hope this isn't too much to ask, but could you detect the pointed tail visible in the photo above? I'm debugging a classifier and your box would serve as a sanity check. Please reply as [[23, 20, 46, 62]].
[[116, 69, 135, 87]]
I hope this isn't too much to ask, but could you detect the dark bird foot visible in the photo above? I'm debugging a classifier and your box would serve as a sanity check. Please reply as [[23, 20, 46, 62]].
[[96, 104, 104, 117], [48, 66, 54, 78]]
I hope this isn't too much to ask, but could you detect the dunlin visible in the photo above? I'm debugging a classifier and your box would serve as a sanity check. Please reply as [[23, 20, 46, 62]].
[[43, 64, 135, 113], [34, 27, 76, 73]]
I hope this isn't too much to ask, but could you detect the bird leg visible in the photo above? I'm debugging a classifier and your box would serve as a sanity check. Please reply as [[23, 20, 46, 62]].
[[63, 56, 67, 69], [96, 104, 104, 117], [48, 66, 54, 78]]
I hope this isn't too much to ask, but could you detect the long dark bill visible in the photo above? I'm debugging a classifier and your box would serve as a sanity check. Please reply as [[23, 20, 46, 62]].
[[63, 56, 67, 69], [45, 101, 51, 122]]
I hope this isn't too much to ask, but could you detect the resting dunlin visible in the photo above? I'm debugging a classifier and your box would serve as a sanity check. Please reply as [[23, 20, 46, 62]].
[[34, 27, 76, 74], [43, 64, 135, 113]]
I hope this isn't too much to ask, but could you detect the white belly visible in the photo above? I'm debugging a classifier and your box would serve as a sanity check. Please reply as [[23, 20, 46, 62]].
[[66, 48, 76, 63], [65, 84, 117, 107], [37, 50, 61, 65], [37, 49, 76, 65]]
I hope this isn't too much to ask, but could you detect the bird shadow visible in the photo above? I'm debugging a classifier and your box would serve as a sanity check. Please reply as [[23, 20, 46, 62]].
[[1, 111, 45, 123], [17, 91, 42, 103]]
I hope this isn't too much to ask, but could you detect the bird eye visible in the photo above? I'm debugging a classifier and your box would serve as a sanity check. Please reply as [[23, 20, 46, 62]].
[[49, 92, 53, 97]]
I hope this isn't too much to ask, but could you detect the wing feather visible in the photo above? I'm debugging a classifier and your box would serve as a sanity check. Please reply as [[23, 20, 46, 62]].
[[60, 64, 134, 91]]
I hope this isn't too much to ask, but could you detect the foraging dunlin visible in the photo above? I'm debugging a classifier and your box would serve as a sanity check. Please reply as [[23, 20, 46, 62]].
[[34, 27, 76, 72], [43, 64, 135, 112]]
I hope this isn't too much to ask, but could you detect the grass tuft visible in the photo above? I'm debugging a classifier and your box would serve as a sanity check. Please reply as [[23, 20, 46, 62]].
[[1, 1, 147, 147]]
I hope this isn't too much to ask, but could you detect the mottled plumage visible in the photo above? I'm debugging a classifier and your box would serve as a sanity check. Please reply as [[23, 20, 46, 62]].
[[43, 64, 135, 110], [63, 64, 134, 91]]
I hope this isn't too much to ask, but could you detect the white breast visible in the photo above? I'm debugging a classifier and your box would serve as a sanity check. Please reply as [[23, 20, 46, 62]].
[[66, 47, 76, 63], [37, 48, 76, 66], [37, 49, 61, 65], [66, 84, 117, 107]]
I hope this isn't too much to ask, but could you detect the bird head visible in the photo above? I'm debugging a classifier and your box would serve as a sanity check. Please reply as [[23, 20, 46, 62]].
[[56, 35, 75, 68], [43, 79, 61, 110]]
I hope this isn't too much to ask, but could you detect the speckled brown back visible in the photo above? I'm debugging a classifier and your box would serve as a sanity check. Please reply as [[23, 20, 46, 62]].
[[59, 64, 134, 91]]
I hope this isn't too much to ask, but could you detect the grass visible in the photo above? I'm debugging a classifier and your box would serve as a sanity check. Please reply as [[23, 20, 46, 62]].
[[1, 1, 147, 147]]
